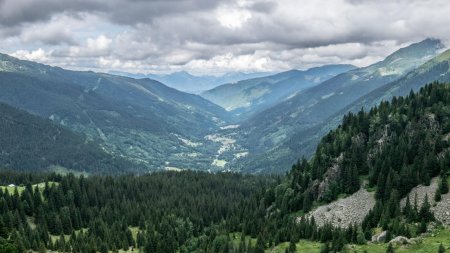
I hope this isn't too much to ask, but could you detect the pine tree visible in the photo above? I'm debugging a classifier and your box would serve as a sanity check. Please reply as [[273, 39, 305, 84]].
[[0, 237, 18, 253], [419, 194, 433, 222], [439, 243, 446, 253], [288, 240, 296, 253], [386, 243, 395, 253], [320, 242, 330, 253], [418, 220, 427, 234], [440, 176, 449, 194], [403, 195, 413, 221], [356, 226, 366, 244], [435, 187, 442, 202], [254, 233, 265, 253]]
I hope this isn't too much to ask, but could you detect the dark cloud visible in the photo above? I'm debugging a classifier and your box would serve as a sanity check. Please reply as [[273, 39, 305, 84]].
[[1, 0, 449, 74], [0, 0, 104, 26]]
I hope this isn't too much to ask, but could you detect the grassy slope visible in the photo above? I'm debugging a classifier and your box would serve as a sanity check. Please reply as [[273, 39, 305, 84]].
[[264, 228, 450, 253]]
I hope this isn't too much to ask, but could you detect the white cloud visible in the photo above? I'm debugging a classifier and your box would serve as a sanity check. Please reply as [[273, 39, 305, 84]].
[[11, 48, 50, 62], [1, 0, 450, 75], [216, 4, 252, 29]]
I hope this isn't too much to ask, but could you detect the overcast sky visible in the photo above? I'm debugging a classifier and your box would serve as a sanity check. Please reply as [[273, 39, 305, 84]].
[[0, 0, 449, 75]]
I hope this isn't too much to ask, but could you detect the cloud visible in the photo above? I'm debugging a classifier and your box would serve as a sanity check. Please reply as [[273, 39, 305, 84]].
[[1, 0, 450, 75], [11, 48, 50, 62], [53, 35, 112, 58]]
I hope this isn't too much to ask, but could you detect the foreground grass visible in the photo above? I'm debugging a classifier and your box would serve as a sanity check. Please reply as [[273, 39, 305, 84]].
[[261, 228, 450, 253], [350, 228, 450, 253], [266, 240, 322, 253]]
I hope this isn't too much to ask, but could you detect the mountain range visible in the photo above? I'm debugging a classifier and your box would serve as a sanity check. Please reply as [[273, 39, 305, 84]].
[[201, 64, 356, 120], [0, 53, 233, 172], [0, 38, 449, 174], [109, 70, 272, 94], [219, 38, 447, 173]]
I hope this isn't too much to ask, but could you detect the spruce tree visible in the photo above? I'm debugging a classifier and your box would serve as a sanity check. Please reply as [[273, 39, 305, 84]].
[[419, 194, 433, 222], [439, 243, 446, 253], [440, 176, 449, 194], [403, 195, 413, 221], [435, 187, 442, 202], [386, 243, 395, 253], [356, 226, 366, 244]]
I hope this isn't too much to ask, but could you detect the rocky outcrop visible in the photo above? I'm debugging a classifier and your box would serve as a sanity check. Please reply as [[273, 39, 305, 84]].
[[432, 190, 450, 225], [400, 177, 450, 225], [311, 154, 343, 200], [400, 177, 439, 209], [371, 231, 387, 243], [389, 236, 412, 245], [305, 188, 376, 228]]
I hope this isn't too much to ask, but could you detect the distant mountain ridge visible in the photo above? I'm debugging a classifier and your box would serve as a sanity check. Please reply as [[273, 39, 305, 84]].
[[201, 64, 356, 120], [230, 38, 446, 173], [109, 70, 273, 94]]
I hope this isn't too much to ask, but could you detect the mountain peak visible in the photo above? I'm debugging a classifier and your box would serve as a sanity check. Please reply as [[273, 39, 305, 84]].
[[385, 38, 445, 62]]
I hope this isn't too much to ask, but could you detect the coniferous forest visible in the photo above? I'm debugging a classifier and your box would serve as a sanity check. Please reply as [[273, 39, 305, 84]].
[[0, 82, 449, 252]]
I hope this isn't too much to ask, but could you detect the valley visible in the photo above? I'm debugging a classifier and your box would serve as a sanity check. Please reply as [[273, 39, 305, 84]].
[[1, 39, 449, 175], [1, 3, 450, 250], [2, 78, 450, 252]]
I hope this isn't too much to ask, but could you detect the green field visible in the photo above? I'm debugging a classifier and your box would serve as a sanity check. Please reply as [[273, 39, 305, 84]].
[[265, 228, 450, 253], [266, 240, 323, 253]]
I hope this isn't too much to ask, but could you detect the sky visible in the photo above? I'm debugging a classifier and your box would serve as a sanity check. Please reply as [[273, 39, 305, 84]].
[[0, 0, 449, 75]]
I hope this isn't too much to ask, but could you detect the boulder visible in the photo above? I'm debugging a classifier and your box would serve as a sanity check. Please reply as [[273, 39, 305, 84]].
[[389, 236, 411, 245], [371, 231, 387, 243]]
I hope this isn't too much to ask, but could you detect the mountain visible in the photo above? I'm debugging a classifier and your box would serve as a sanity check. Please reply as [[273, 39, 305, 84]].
[[258, 82, 450, 247], [283, 46, 450, 171], [201, 64, 356, 120], [2, 83, 449, 253], [344, 48, 450, 113], [109, 70, 272, 94], [0, 53, 232, 171], [0, 102, 134, 174], [232, 38, 445, 173]]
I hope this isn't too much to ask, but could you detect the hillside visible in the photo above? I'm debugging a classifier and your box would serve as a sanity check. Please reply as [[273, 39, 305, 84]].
[[2, 83, 449, 253], [201, 64, 355, 119], [0, 102, 134, 174], [0, 53, 233, 171], [279, 47, 450, 176], [235, 82, 450, 252], [232, 38, 445, 173]]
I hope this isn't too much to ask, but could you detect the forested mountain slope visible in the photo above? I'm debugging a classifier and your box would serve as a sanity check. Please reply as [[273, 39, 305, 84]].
[[1, 83, 449, 253], [0, 53, 232, 171], [201, 64, 355, 120], [0, 170, 274, 252], [253, 82, 450, 249], [231, 82, 450, 252], [0, 103, 134, 174], [232, 38, 445, 173], [279, 47, 450, 176]]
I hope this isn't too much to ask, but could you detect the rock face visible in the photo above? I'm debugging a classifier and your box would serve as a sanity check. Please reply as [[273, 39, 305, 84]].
[[371, 231, 387, 243], [432, 189, 450, 225], [311, 154, 343, 200], [400, 177, 450, 225], [400, 177, 439, 209], [306, 188, 376, 228]]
